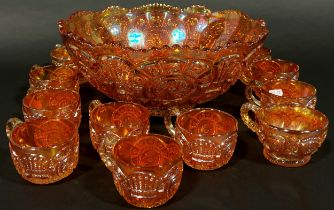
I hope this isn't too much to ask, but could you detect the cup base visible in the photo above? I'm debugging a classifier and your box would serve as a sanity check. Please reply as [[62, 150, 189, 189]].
[[114, 174, 182, 208], [183, 159, 228, 171], [113, 161, 183, 208], [263, 149, 311, 167], [122, 196, 175, 208], [19, 169, 76, 184], [11, 149, 79, 185]]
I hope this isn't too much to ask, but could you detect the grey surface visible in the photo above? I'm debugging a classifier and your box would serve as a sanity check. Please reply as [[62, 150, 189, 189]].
[[0, 0, 333, 209]]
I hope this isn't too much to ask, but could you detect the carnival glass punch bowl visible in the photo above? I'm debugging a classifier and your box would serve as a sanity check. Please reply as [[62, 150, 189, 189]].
[[59, 4, 268, 116]]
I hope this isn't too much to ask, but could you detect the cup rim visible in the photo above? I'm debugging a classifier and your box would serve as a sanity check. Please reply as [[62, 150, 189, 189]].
[[176, 108, 238, 137], [23, 89, 80, 112], [258, 104, 329, 134], [254, 58, 300, 73], [260, 79, 317, 100], [112, 133, 183, 170], [50, 44, 72, 62], [90, 101, 150, 131], [9, 118, 78, 150], [252, 59, 299, 84]]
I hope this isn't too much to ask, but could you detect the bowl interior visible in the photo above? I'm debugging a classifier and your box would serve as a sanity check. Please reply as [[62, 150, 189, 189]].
[[60, 4, 268, 50], [58, 4, 268, 112]]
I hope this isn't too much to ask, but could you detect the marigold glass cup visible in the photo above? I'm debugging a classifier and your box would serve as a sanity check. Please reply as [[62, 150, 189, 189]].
[[5, 117, 79, 184], [249, 59, 299, 85], [240, 103, 328, 167], [29, 64, 79, 91], [246, 79, 317, 108], [22, 89, 81, 127], [50, 44, 75, 67], [167, 108, 238, 170], [50, 44, 87, 84], [89, 100, 150, 170], [111, 134, 183, 208], [241, 46, 272, 84]]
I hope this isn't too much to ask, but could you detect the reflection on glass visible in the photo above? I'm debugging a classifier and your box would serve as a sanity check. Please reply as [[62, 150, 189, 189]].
[[145, 12, 151, 20], [179, 13, 186, 20], [126, 12, 135, 20], [128, 29, 145, 48], [108, 25, 120, 35], [197, 21, 208, 32], [172, 28, 186, 44]]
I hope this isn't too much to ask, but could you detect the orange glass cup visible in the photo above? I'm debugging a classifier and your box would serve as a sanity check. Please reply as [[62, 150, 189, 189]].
[[5, 118, 79, 184], [241, 103, 328, 167], [169, 108, 238, 170], [50, 44, 87, 84], [22, 89, 81, 127], [89, 100, 150, 170], [246, 79, 317, 108], [50, 44, 75, 67], [241, 46, 272, 84], [251, 59, 299, 84], [29, 64, 79, 91], [112, 134, 183, 208]]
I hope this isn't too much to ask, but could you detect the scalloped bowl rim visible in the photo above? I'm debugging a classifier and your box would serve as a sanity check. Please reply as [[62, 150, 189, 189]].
[[58, 3, 268, 53]]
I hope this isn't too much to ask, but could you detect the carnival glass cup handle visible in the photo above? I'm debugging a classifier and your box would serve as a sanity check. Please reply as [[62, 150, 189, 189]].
[[240, 103, 261, 134], [164, 107, 186, 137], [97, 136, 118, 172], [89, 99, 102, 114], [245, 82, 261, 106], [6, 118, 23, 139]]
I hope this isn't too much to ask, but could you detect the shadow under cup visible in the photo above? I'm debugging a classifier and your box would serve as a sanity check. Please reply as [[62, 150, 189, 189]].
[[175, 108, 238, 170], [6, 118, 79, 184], [241, 103, 328, 167]]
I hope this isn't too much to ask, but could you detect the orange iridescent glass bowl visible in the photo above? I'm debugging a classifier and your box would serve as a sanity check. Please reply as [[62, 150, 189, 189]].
[[58, 3, 268, 116], [112, 134, 183, 208], [5, 118, 79, 184], [240, 103, 328, 167], [173, 108, 238, 170], [246, 79, 317, 108]]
